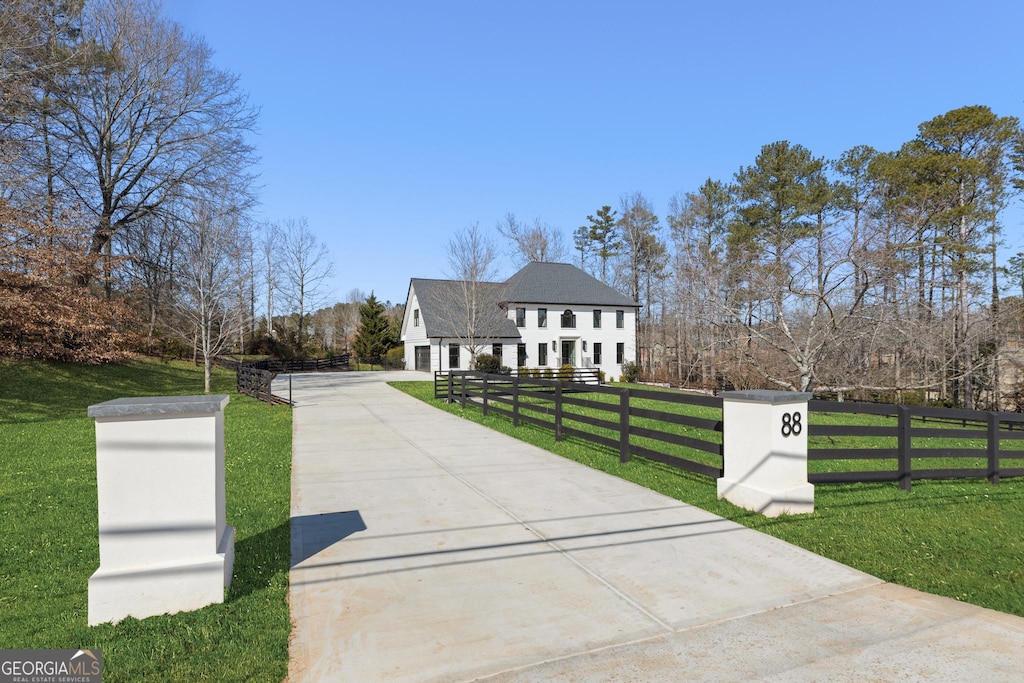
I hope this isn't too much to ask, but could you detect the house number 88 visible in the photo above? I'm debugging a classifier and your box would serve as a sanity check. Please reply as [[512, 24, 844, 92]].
[[781, 412, 802, 437]]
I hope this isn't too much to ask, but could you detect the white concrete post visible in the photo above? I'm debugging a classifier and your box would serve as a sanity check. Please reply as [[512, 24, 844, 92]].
[[86, 395, 235, 625], [717, 390, 814, 517]]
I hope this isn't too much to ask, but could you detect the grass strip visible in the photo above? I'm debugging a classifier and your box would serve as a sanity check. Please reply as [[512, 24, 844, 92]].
[[391, 380, 1024, 619], [0, 357, 291, 682]]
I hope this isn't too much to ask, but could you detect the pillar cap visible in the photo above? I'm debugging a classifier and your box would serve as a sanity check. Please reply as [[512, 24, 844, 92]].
[[88, 395, 229, 418], [723, 390, 811, 405]]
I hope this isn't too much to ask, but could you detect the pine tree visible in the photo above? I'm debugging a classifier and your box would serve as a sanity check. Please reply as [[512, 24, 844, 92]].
[[353, 293, 393, 358], [579, 205, 620, 283]]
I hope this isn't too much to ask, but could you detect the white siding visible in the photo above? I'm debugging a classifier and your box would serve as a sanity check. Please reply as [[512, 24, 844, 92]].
[[513, 305, 637, 380], [400, 287, 429, 371], [401, 280, 639, 377]]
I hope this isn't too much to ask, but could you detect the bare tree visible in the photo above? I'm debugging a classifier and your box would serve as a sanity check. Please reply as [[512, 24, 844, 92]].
[[496, 212, 566, 265], [118, 211, 179, 353], [167, 197, 248, 392], [332, 288, 366, 352], [0, 1, 70, 95], [616, 192, 665, 369], [666, 179, 732, 385], [234, 218, 256, 350], [258, 221, 280, 337], [441, 223, 505, 367], [0, 1, 84, 209], [718, 228, 872, 392], [279, 217, 333, 354], [43, 0, 257, 263]]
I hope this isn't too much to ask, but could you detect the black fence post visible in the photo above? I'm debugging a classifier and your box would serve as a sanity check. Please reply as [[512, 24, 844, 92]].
[[619, 388, 630, 463], [988, 412, 1000, 486], [554, 381, 563, 442], [482, 374, 489, 416], [897, 405, 912, 492], [512, 376, 520, 427], [447, 372, 454, 403], [460, 372, 467, 408]]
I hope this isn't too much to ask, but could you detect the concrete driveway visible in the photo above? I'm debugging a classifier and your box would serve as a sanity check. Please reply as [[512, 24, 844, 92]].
[[284, 371, 1024, 682]]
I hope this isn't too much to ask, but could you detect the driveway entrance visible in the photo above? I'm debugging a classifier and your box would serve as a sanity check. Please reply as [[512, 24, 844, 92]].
[[286, 371, 1024, 682]]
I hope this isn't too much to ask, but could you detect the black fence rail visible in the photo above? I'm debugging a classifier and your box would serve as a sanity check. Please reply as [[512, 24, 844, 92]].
[[215, 354, 349, 405], [236, 365, 290, 405], [807, 400, 1024, 490], [444, 371, 723, 479], [433, 367, 600, 400], [260, 355, 349, 373]]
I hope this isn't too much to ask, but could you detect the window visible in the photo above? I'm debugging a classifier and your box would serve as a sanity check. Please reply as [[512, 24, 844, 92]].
[[516, 307, 526, 327], [538, 343, 547, 366], [616, 310, 624, 329], [413, 309, 419, 327], [449, 343, 460, 369], [517, 343, 527, 367], [594, 343, 602, 365], [593, 309, 602, 328], [560, 309, 576, 329], [492, 343, 502, 362], [616, 343, 624, 364], [538, 308, 547, 328]]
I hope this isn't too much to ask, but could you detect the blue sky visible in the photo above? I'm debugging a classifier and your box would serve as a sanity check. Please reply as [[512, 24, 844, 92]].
[[162, 0, 1024, 306]]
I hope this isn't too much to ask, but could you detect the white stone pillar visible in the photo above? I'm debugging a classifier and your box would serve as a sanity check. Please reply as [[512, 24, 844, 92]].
[[717, 390, 813, 517], [87, 395, 235, 625]]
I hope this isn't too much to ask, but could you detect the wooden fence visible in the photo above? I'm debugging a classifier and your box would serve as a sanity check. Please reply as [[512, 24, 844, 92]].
[[241, 354, 349, 373], [236, 365, 289, 405], [218, 354, 349, 405], [442, 373, 1024, 491], [807, 400, 1024, 490], [434, 367, 600, 400], [444, 371, 723, 479]]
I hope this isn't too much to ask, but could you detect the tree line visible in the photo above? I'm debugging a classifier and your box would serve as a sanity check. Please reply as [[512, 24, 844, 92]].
[[488, 105, 1024, 408], [0, 0, 352, 389], [5, 3, 1024, 406]]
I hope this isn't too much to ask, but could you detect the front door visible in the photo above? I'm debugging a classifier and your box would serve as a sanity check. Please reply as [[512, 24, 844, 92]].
[[561, 340, 575, 366]]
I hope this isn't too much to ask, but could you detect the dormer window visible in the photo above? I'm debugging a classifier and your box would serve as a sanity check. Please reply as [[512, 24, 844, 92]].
[[560, 309, 576, 329]]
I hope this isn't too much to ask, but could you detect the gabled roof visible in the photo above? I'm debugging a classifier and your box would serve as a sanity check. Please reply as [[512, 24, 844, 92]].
[[410, 278, 521, 339], [504, 262, 640, 307], [408, 262, 639, 341]]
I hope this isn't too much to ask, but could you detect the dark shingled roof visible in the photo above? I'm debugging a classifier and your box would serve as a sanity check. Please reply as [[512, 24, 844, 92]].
[[410, 278, 521, 339], [504, 262, 640, 307], [410, 262, 639, 340]]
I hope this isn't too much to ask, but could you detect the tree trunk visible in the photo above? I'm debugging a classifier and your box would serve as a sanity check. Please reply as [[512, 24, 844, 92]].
[[991, 218, 1001, 409]]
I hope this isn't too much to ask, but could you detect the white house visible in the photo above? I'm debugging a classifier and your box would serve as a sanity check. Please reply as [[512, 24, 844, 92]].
[[400, 262, 639, 380]]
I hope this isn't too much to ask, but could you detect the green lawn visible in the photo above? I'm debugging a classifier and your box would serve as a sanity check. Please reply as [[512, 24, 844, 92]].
[[0, 358, 291, 682], [392, 380, 1024, 619]]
